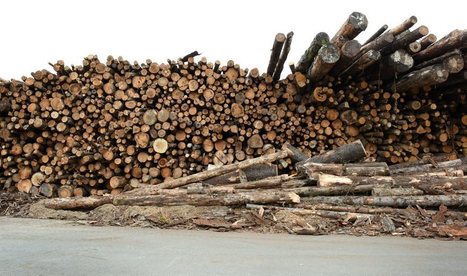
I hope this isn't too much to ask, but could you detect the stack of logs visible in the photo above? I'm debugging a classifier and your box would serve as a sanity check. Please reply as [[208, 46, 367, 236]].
[[0, 12, 466, 198], [43, 141, 467, 236]]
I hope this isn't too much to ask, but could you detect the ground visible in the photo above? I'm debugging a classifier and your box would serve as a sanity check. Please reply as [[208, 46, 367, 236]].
[[1, 217, 466, 276]]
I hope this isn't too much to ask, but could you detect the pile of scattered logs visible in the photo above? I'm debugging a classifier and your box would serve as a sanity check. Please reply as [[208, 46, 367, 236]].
[[42, 141, 467, 237], [0, 12, 466, 198]]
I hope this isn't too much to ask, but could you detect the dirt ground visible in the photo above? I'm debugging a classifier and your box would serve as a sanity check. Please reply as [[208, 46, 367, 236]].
[[1, 191, 466, 239]]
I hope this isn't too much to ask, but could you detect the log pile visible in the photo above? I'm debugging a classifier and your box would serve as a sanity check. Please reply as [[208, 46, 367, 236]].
[[0, 12, 465, 200]]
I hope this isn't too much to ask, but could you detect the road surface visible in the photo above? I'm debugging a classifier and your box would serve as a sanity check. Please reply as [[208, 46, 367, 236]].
[[0, 217, 466, 275]]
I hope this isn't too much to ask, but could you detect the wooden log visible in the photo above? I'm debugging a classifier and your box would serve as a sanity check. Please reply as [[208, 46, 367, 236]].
[[387, 16, 417, 36], [232, 174, 294, 189], [359, 32, 394, 54], [419, 34, 437, 50], [298, 140, 366, 166], [413, 29, 467, 63], [307, 43, 340, 82], [289, 184, 374, 197], [203, 164, 278, 185], [267, 33, 286, 76], [296, 32, 330, 73], [39, 183, 55, 198], [181, 51, 200, 62], [282, 142, 308, 163], [381, 25, 429, 55], [131, 149, 292, 192], [298, 162, 389, 177], [315, 174, 466, 188], [273, 32, 294, 82], [372, 186, 424, 196], [58, 185, 74, 198], [363, 24, 388, 46], [412, 49, 463, 71], [390, 64, 449, 92], [113, 190, 300, 207], [339, 50, 381, 77], [329, 40, 361, 76], [331, 12, 368, 47], [301, 194, 467, 208], [390, 158, 467, 174], [44, 196, 114, 210]]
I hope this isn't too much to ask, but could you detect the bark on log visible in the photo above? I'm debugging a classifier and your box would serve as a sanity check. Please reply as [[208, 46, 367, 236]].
[[296, 32, 330, 73], [301, 194, 467, 208], [298, 162, 389, 177], [363, 24, 388, 46], [390, 65, 449, 92], [289, 184, 373, 197], [267, 33, 286, 76], [387, 16, 417, 36], [232, 174, 294, 189], [273, 32, 294, 82], [44, 196, 114, 210], [307, 43, 340, 82], [372, 186, 424, 196], [203, 164, 278, 185], [132, 149, 292, 192], [114, 191, 300, 207], [330, 40, 362, 76], [390, 158, 467, 174], [331, 12, 368, 44], [297, 140, 367, 166], [413, 29, 467, 63], [381, 26, 429, 55], [282, 142, 308, 163]]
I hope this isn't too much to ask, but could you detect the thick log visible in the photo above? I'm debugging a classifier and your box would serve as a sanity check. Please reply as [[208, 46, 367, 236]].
[[372, 186, 424, 196], [331, 12, 368, 47], [289, 184, 373, 197], [390, 64, 449, 92], [298, 140, 367, 166], [412, 49, 463, 71], [301, 194, 467, 208], [203, 164, 278, 185], [330, 40, 362, 76], [282, 142, 308, 163], [267, 33, 286, 76], [367, 50, 413, 80], [359, 32, 394, 54], [307, 44, 340, 82], [413, 29, 467, 63], [296, 32, 330, 73], [113, 191, 300, 207], [44, 196, 114, 210], [273, 32, 294, 81]]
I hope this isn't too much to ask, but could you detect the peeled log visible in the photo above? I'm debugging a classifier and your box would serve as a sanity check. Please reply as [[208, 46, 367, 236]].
[[296, 32, 330, 73], [301, 194, 467, 208], [114, 191, 300, 207]]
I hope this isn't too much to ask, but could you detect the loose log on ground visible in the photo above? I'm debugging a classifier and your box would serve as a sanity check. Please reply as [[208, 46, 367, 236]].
[[301, 194, 467, 208], [203, 164, 278, 185], [363, 24, 388, 46], [272, 32, 294, 81]]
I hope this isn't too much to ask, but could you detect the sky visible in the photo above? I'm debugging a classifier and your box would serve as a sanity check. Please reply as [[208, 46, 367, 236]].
[[0, 0, 465, 79]]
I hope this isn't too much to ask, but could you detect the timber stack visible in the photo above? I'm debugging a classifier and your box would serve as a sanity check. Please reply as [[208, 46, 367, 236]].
[[0, 12, 465, 202]]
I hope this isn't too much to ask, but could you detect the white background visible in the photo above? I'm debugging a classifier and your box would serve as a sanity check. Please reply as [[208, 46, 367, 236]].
[[0, 0, 464, 79]]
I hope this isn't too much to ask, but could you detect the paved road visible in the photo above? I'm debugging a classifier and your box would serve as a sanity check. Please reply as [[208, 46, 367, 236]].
[[0, 217, 466, 276]]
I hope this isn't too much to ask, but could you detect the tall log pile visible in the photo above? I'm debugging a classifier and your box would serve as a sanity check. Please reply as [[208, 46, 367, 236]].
[[0, 12, 466, 200]]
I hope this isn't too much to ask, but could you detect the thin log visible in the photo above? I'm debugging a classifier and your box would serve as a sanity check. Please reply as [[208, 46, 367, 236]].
[[267, 33, 286, 76], [331, 11, 368, 47], [363, 24, 388, 46], [413, 29, 467, 63], [282, 142, 308, 163], [387, 16, 417, 36], [273, 32, 294, 82]]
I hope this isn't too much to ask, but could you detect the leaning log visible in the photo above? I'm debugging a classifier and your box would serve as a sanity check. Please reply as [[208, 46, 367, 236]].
[[295, 32, 330, 73], [273, 32, 294, 81], [413, 29, 467, 63], [267, 33, 286, 76], [307, 43, 340, 82]]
